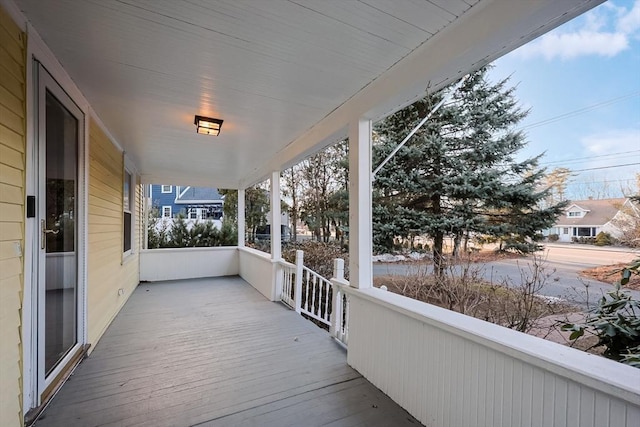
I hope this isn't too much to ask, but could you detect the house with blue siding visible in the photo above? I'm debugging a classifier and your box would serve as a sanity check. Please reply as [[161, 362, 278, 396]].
[[149, 185, 224, 221]]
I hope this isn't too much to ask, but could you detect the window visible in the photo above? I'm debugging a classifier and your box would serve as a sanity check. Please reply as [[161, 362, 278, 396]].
[[162, 206, 172, 218], [576, 227, 595, 237], [563, 227, 569, 234], [189, 209, 198, 219], [568, 211, 581, 217], [123, 171, 133, 253], [200, 209, 207, 220], [161, 185, 172, 193]]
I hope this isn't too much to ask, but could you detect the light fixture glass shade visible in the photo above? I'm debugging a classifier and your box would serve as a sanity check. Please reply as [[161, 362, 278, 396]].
[[194, 115, 223, 136]]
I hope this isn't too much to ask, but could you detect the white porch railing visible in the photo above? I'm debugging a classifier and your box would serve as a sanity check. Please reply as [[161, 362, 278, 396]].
[[299, 264, 333, 327], [329, 259, 350, 346], [279, 259, 296, 308], [279, 251, 350, 345]]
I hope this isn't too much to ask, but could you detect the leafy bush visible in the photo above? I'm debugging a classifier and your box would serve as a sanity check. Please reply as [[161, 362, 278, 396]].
[[594, 231, 612, 246], [282, 241, 349, 280], [548, 233, 559, 242], [562, 259, 640, 367], [148, 214, 236, 249]]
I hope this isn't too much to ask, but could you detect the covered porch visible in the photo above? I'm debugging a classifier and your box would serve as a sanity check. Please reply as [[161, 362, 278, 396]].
[[36, 276, 419, 427], [2, 0, 639, 426]]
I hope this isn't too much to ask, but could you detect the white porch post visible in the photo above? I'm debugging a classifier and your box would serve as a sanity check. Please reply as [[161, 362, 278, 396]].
[[143, 184, 149, 249], [237, 188, 245, 247], [294, 249, 304, 314], [270, 171, 283, 301], [348, 118, 373, 289], [270, 171, 281, 260]]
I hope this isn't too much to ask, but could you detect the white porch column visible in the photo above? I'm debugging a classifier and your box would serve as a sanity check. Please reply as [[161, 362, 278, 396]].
[[270, 171, 282, 259], [237, 188, 245, 247], [348, 118, 373, 289], [143, 184, 149, 249]]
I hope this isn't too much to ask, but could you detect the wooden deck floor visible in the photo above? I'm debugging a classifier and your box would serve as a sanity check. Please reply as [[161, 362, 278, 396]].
[[36, 277, 421, 427]]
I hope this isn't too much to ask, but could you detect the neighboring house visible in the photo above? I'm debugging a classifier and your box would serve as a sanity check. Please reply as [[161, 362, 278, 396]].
[[550, 198, 633, 242], [149, 185, 224, 226]]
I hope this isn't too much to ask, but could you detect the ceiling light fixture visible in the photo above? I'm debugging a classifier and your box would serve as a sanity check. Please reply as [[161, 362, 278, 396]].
[[194, 115, 223, 136]]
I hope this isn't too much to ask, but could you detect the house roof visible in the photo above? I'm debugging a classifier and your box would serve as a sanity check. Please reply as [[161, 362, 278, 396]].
[[555, 198, 627, 226], [13, 0, 602, 188], [176, 187, 223, 204]]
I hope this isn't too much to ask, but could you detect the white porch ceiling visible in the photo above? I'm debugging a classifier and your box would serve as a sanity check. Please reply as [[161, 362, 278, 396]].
[[15, 0, 602, 188]]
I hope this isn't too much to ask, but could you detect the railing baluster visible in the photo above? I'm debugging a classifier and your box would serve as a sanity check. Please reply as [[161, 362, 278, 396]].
[[304, 270, 310, 312], [343, 293, 350, 345], [324, 278, 330, 322], [311, 274, 317, 315]]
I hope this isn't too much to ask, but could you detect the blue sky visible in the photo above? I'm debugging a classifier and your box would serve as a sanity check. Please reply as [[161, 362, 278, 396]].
[[490, 0, 640, 199]]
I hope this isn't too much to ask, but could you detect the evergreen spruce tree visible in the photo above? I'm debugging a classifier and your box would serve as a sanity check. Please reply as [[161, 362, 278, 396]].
[[373, 66, 566, 277], [169, 215, 191, 247]]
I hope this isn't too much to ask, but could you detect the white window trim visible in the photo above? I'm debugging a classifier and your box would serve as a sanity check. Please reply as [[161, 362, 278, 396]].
[[123, 167, 134, 257], [179, 186, 191, 199], [161, 185, 172, 193], [162, 206, 172, 218]]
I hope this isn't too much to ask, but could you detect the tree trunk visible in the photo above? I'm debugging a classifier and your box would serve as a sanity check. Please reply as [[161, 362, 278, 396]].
[[463, 230, 470, 253], [433, 231, 445, 280], [431, 192, 445, 280], [452, 233, 461, 259]]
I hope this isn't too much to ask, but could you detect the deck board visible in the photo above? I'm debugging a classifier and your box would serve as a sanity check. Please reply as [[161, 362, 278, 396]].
[[36, 277, 421, 427]]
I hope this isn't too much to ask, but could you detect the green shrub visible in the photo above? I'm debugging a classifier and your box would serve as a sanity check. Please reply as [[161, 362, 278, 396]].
[[548, 233, 559, 242], [562, 259, 640, 367], [594, 231, 612, 246], [147, 214, 237, 249]]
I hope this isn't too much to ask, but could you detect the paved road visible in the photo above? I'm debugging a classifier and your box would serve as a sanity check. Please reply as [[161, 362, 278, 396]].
[[373, 244, 640, 307]]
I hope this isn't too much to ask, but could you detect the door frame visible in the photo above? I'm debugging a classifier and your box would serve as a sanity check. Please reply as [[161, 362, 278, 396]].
[[23, 33, 89, 412], [34, 61, 87, 398]]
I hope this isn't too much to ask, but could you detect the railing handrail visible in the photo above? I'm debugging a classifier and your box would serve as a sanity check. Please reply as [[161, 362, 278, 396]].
[[279, 259, 295, 269], [301, 265, 331, 286]]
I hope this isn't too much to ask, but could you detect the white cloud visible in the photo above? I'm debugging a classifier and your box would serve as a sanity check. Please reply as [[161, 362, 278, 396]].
[[618, 0, 640, 33], [519, 31, 628, 60], [516, 0, 640, 61], [580, 128, 640, 156]]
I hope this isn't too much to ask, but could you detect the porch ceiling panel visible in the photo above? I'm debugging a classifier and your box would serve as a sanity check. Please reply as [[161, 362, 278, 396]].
[[15, 0, 601, 188]]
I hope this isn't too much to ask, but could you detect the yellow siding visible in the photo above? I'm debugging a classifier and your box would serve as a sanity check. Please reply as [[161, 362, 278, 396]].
[[0, 5, 25, 427], [87, 120, 140, 346]]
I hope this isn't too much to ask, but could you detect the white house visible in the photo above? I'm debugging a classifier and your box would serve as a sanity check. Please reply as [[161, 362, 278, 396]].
[[551, 198, 636, 242]]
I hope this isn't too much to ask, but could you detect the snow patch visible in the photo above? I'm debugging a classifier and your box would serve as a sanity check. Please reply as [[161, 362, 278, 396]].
[[372, 252, 428, 263]]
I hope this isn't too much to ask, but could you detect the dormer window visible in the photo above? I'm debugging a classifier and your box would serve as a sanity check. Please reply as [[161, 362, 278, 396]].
[[568, 211, 581, 217]]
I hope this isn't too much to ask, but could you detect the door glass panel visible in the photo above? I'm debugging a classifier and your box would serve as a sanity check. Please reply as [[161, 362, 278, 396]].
[[44, 90, 78, 376]]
